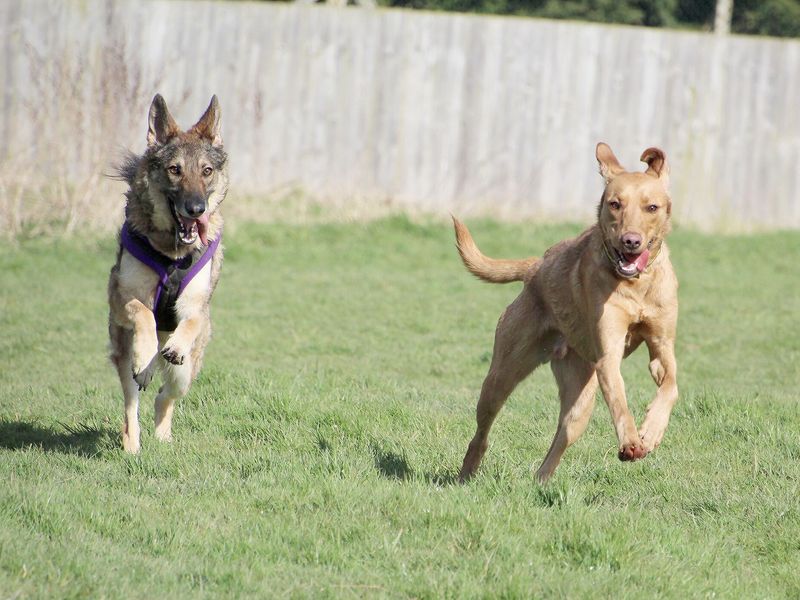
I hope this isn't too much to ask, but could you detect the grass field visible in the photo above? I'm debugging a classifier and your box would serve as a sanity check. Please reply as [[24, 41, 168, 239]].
[[1, 216, 799, 598]]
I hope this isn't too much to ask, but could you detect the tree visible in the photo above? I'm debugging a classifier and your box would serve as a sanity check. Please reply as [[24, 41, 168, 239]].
[[370, 0, 800, 38]]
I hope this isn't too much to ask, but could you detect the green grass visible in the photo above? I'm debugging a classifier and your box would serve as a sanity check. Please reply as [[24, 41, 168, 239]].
[[1, 216, 799, 599]]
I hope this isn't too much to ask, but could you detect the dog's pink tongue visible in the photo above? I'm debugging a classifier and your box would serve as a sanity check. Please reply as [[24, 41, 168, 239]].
[[633, 249, 650, 273], [621, 249, 651, 273], [197, 213, 210, 246]]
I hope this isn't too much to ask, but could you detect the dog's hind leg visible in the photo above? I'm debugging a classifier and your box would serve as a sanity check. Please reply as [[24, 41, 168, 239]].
[[535, 349, 597, 483], [111, 325, 142, 454], [188, 318, 211, 382], [459, 297, 546, 482], [459, 366, 535, 482]]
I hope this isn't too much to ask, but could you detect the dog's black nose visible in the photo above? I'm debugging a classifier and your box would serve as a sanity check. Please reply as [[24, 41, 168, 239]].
[[621, 232, 642, 250], [185, 198, 206, 218]]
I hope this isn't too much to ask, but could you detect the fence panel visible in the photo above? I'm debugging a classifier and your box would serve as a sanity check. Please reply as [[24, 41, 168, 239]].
[[2, 0, 799, 230]]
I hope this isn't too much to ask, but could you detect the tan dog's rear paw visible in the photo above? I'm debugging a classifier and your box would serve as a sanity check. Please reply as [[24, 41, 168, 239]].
[[458, 466, 476, 483], [458, 438, 488, 483], [618, 442, 648, 461], [535, 465, 555, 484]]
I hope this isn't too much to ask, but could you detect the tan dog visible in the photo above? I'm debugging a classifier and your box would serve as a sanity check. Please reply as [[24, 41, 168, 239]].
[[454, 142, 678, 483], [108, 95, 227, 453]]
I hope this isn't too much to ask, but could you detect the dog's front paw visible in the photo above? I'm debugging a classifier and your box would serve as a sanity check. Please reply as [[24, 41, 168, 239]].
[[160, 345, 185, 365], [639, 429, 662, 454], [618, 442, 648, 462], [132, 364, 155, 391], [639, 405, 671, 452], [161, 332, 192, 366], [639, 420, 668, 453], [132, 351, 157, 390], [132, 331, 158, 378]]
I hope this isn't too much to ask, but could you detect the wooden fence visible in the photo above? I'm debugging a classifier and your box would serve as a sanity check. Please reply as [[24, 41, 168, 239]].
[[2, 0, 799, 231]]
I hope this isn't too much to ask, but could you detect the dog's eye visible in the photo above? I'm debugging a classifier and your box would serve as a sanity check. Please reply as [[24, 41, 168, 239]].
[[608, 200, 621, 210], [202, 166, 213, 177], [168, 165, 181, 176], [647, 204, 659, 212]]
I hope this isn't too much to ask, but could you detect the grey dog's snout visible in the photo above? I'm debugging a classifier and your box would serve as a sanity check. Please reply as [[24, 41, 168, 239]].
[[184, 196, 206, 218]]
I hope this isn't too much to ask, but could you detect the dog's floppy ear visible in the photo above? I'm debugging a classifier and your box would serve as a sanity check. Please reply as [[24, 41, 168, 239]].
[[596, 142, 625, 183], [189, 96, 222, 147], [640, 147, 670, 188], [147, 94, 180, 147]]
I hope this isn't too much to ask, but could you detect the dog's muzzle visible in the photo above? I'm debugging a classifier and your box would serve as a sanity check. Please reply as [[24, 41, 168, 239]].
[[169, 195, 210, 246]]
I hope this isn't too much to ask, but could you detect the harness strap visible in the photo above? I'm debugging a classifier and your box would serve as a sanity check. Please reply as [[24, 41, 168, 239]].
[[120, 222, 221, 331]]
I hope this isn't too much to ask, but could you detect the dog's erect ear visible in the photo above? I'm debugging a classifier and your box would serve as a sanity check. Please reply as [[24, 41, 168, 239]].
[[596, 142, 625, 183], [147, 94, 180, 147], [189, 96, 222, 147], [640, 147, 670, 188]]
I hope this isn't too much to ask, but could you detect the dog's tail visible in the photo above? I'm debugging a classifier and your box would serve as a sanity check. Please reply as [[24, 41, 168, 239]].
[[452, 216, 539, 284]]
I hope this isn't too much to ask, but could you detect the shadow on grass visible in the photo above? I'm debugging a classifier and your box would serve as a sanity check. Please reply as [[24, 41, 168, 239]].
[[0, 420, 114, 457], [373, 446, 412, 480], [423, 470, 459, 487], [371, 443, 459, 486]]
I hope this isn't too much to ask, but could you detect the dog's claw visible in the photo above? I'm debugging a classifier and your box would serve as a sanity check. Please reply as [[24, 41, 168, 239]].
[[133, 365, 154, 391], [160, 347, 184, 365]]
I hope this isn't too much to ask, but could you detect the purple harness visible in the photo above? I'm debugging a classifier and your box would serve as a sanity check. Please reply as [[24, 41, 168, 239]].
[[121, 222, 221, 331]]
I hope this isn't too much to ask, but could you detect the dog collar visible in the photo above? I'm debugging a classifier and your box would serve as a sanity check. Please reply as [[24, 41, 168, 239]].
[[601, 237, 661, 279], [120, 222, 221, 331]]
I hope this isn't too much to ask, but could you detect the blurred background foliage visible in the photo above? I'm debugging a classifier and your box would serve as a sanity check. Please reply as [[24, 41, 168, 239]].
[[275, 0, 800, 38]]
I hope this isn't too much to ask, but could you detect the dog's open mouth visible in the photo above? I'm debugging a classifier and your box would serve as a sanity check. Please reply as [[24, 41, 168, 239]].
[[615, 248, 650, 278], [170, 205, 210, 246]]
